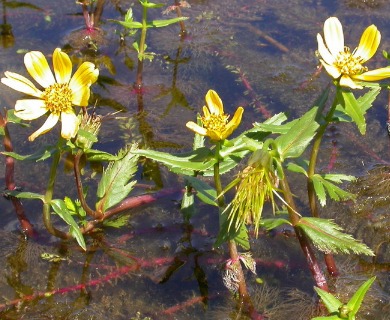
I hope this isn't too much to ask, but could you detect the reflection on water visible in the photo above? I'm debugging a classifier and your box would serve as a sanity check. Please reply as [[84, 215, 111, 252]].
[[0, 0, 389, 318]]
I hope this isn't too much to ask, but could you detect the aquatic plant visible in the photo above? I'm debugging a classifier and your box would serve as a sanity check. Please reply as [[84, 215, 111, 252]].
[[313, 276, 376, 320], [0, 7, 388, 318]]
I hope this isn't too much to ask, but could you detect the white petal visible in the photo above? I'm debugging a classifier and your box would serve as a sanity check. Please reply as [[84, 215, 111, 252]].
[[28, 113, 59, 141], [1, 72, 42, 98], [60, 111, 79, 139], [317, 34, 335, 65], [320, 60, 341, 79], [14, 99, 48, 120], [339, 75, 362, 89], [323, 17, 344, 58]]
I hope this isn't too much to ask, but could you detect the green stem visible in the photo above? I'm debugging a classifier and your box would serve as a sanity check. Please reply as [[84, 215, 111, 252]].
[[307, 93, 338, 216], [307, 91, 340, 276], [43, 148, 68, 239], [213, 142, 249, 300], [135, 4, 148, 88]]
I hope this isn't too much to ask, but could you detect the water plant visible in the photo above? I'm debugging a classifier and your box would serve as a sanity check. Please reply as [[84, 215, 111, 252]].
[[313, 276, 376, 320], [0, 5, 388, 318]]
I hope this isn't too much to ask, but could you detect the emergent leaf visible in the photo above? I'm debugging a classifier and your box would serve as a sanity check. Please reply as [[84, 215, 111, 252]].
[[297, 217, 374, 256], [275, 107, 320, 160], [96, 145, 139, 212]]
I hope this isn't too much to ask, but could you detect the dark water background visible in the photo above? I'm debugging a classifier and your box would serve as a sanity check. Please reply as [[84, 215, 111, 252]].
[[0, 0, 389, 319]]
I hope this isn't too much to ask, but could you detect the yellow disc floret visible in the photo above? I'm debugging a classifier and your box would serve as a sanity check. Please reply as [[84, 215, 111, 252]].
[[42, 83, 73, 114]]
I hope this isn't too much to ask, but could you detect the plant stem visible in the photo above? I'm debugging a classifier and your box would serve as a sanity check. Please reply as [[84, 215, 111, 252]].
[[174, 0, 187, 36], [73, 150, 102, 219], [213, 143, 249, 300], [135, 4, 148, 89], [0, 112, 36, 238], [280, 176, 329, 291], [43, 147, 68, 239], [307, 93, 340, 276]]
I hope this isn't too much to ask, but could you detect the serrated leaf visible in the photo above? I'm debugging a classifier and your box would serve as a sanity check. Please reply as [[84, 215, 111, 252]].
[[297, 217, 374, 256], [96, 145, 139, 212], [312, 174, 356, 206], [185, 176, 218, 206], [314, 286, 343, 314], [338, 90, 366, 134], [275, 107, 320, 160], [357, 86, 380, 113], [51, 199, 86, 250], [260, 218, 292, 231]]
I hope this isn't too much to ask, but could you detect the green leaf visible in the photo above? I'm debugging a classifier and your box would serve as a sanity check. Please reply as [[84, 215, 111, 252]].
[[314, 286, 343, 314], [103, 215, 130, 228], [311, 315, 341, 320], [139, 0, 164, 8], [347, 276, 376, 317], [184, 176, 218, 206], [287, 161, 309, 176], [96, 145, 139, 212], [275, 107, 320, 160], [215, 208, 250, 250], [337, 90, 366, 134], [357, 86, 381, 113], [85, 149, 120, 162], [3, 190, 45, 201], [124, 7, 133, 22], [311, 174, 356, 206], [260, 218, 292, 231], [50, 199, 86, 250], [6, 109, 29, 127], [297, 217, 374, 256], [134, 147, 215, 173], [147, 17, 188, 28], [2, 146, 57, 162], [181, 186, 195, 221], [110, 20, 143, 29]]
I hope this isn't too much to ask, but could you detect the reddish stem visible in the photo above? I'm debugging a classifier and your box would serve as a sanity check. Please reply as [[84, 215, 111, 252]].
[[0, 112, 36, 238]]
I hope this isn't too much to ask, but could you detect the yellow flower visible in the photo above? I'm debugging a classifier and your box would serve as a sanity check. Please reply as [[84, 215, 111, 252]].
[[186, 90, 244, 141], [1, 48, 99, 141], [317, 17, 390, 89]]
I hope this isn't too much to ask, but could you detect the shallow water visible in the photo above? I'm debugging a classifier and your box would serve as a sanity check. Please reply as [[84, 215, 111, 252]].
[[0, 0, 389, 319]]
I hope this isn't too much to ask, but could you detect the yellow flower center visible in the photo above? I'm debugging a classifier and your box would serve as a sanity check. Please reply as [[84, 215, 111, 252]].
[[202, 113, 229, 132], [42, 83, 73, 114], [335, 47, 367, 76]]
